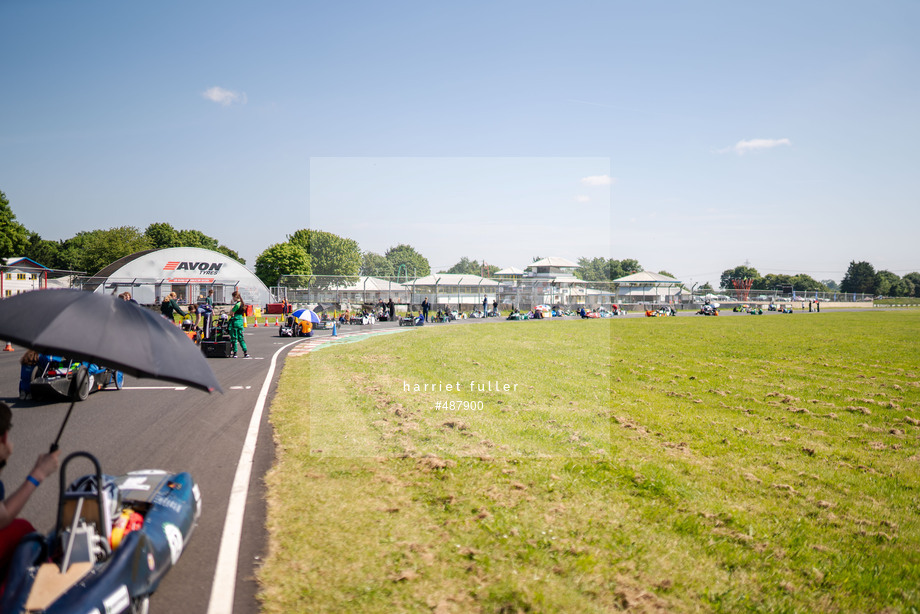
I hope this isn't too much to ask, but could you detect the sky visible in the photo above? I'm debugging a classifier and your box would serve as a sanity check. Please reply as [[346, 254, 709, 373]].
[[2, 1, 918, 288]]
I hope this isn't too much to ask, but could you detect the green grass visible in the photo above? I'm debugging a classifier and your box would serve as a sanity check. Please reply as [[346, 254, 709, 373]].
[[260, 312, 920, 613]]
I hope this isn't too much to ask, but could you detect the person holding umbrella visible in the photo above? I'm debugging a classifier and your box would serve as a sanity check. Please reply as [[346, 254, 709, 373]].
[[0, 402, 60, 578], [228, 290, 250, 358]]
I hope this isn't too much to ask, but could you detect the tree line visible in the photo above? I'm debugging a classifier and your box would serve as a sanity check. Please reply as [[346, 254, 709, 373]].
[[4, 190, 916, 296], [720, 262, 920, 297], [2, 190, 241, 274]]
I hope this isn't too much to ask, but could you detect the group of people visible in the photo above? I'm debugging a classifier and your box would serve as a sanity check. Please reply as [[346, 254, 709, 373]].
[[420, 297, 499, 322], [158, 290, 249, 357], [374, 298, 397, 322]]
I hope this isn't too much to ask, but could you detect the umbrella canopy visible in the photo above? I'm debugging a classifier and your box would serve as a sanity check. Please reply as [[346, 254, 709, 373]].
[[0, 289, 222, 393], [291, 308, 321, 324]]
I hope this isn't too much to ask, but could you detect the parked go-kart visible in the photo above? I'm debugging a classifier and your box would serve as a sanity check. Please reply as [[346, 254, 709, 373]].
[[399, 313, 424, 326], [697, 302, 720, 316], [1, 451, 201, 614], [28, 356, 123, 402]]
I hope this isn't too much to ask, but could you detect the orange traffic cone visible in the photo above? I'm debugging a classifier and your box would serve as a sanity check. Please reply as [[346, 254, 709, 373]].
[[254, 319, 259, 327], [275, 317, 280, 326], [3, 342, 13, 352]]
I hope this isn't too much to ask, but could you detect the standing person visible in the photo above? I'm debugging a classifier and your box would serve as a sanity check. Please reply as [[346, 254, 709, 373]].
[[492, 299, 498, 316], [228, 290, 249, 358], [18, 350, 40, 401], [388, 298, 395, 321], [161, 292, 187, 324], [193, 294, 205, 328], [422, 297, 430, 322], [482, 296, 488, 315], [0, 402, 60, 579]]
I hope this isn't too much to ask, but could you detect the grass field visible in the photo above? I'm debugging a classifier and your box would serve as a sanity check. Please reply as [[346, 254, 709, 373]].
[[260, 312, 920, 613]]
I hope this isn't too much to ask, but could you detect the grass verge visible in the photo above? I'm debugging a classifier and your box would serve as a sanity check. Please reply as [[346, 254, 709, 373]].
[[260, 312, 920, 613]]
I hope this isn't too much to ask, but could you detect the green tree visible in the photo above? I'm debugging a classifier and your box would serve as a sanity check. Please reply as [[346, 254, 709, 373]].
[[23, 232, 64, 269], [143, 223, 244, 264], [891, 277, 915, 298], [0, 190, 30, 259], [720, 265, 761, 290], [176, 229, 219, 251], [902, 272, 920, 297], [699, 282, 713, 291], [575, 257, 612, 281], [761, 273, 795, 291], [144, 222, 180, 249], [481, 263, 499, 277], [790, 274, 827, 292], [444, 257, 480, 275], [255, 242, 311, 287], [216, 245, 245, 264], [840, 261, 876, 295], [617, 259, 642, 277], [575, 257, 644, 282], [361, 252, 395, 277], [59, 227, 152, 275], [289, 229, 361, 278], [874, 270, 901, 297], [385, 244, 431, 278], [821, 279, 839, 291]]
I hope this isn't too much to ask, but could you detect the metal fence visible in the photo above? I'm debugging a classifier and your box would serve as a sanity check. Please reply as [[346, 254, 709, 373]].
[[274, 275, 874, 313]]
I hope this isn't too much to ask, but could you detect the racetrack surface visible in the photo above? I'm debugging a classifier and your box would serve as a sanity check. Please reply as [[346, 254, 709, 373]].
[[0, 325, 299, 613], [0, 307, 823, 611]]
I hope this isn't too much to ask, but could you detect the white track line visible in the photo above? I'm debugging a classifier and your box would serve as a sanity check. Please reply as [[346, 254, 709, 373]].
[[207, 338, 302, 614]]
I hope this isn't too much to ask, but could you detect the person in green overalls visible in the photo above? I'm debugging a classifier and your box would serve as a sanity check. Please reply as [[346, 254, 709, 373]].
[[228, 290, 249, 358]]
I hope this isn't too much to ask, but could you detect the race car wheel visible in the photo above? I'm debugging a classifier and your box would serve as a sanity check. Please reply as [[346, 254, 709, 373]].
[[115, 371, 124, 390], [72, 367, 92, 401], [130, 595, 149, 614]]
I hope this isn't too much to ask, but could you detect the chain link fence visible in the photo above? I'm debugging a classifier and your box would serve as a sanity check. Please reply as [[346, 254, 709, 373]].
[[274, 275, 874, 313]]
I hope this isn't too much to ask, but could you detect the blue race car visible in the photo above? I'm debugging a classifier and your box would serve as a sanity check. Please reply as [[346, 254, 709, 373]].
[[27, 356, 124, 402], [1, 452, 201, 614]]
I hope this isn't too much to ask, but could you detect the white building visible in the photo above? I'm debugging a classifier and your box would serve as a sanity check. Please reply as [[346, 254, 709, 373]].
[[612, 271, 684, 304], [81, 247, 274, 307], [1, 257, 53, 297], [522, 257, 588, 307], [407, 274, 501, 309]]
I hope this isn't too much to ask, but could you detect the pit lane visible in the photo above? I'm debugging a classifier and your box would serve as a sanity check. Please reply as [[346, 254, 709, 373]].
[[0, 324, 321, 613]]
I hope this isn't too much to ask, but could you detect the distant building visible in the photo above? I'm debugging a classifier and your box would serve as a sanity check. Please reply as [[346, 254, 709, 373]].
[[1, 257, 53, 296], [522, 257, 587, 306], [612, 271, 683, 304], [407, 274, 500, 309], [304, 276, 407, 306], [79, 247, 273, 307]]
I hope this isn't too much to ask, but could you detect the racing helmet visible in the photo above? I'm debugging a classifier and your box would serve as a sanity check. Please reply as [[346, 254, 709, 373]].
[[182, 318, 193, 330]]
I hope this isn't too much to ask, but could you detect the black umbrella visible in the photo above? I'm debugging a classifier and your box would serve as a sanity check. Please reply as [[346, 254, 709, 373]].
[[0, 289, 222, 448]]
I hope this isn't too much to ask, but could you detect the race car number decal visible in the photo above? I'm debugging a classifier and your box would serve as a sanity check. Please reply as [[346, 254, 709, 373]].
[[164, 522, 184, 565], [102, 584, 129, 613], [120, 476, 152, 491]]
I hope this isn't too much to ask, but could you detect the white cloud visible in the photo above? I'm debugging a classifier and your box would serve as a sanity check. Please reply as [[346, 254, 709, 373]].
[[581, 174, 615, 186], [202, 86, 247, 106], [575, 195, 591, 203], [722, 138, 791, 155]]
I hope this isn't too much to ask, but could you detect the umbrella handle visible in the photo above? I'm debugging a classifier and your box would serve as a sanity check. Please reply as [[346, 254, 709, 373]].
[[50, 400, 75, 453]]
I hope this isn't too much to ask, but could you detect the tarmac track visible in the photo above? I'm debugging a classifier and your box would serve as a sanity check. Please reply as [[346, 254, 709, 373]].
[[0, 308, 821, 612]]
